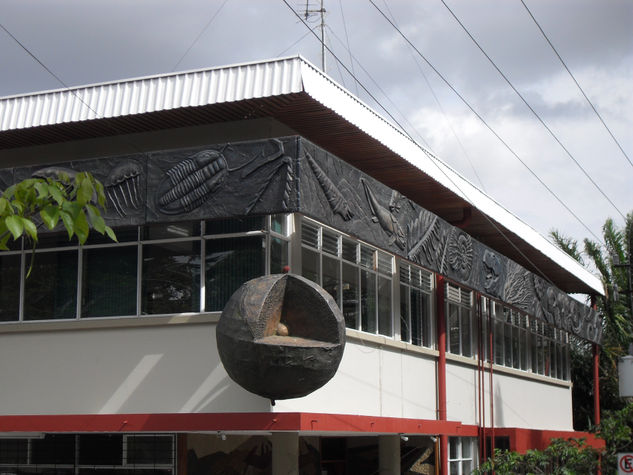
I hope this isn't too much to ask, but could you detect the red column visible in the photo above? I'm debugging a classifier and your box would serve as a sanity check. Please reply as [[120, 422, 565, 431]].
[[436, 275, 448, 475]]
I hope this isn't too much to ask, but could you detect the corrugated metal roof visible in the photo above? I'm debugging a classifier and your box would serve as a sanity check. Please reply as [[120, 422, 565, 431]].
[[0, 55, 603, 295]]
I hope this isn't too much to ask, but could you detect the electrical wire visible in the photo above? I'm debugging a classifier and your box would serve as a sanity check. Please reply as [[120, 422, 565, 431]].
[[277, 26, 318, 57], [325, 25, 433, 150], [520, 0, 633, 171], [380, 0, 487, 192], [368, 0, 604, 245], [0, 22, 145, 156], [337, 0, 359, 97], [440, 0, 626, 222], [171, 0, 230, 72], [284, 0, 582, 285]]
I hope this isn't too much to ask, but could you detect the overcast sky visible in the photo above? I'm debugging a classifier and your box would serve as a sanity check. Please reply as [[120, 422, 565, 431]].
[[1, 0, 631, 256]]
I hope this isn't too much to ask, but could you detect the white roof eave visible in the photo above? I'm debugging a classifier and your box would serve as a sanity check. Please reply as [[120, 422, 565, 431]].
[[298, 59, 604, 296], [0, 56, 603, 295]]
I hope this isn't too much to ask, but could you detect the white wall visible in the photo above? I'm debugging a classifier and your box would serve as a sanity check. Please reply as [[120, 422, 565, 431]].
[[0, 323, 268, 415], [272, 341, 438, 421], [445, 360, 573, 431]]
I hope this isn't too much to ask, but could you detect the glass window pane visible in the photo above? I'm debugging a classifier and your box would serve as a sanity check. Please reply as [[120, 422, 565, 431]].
[[142, 241, 200, 314], [0, 439, 27, 464], [205, 237, 264, 312], [400, 285, 410, 343], [24, 250, 78, 320], [520, 329, 529, 370], [82, 246, 138, 317], [301, 247, 320, 284], [462, 439, 472, 457], [0, 254, 21, 321], [448, 304, 460, 354], [360, 245, 374, 269], [504, 323, 513, 366], [342, 262, 359, 329], [270, 214, 287, 235], [301, 221, 319, 248], [494, 320, 504, 365], [342, 238, 357, 262], [144, 221, 201, 240], [270, 236, 289, 274], [449, 437, 458, 459], [378, 275, 392, 336], [322, 255, 340, 304], [85, 226, 138, 245], [126, 435, 173, 464], [461, 308, 471, 357], [411, 288, 424, 346], [32, 434, 75, 464], [79, 434, 123, 465], [322, 229, 339, 255], [361, 269, 376, 333], [512, 326, 520, 369], [205, 217, 263, 235]]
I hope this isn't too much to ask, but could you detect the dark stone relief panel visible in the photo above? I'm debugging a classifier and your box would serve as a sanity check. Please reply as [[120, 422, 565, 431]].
[[0, 135, 601, 342], [297, 138, 602, 343], [146, 137, 299, 222]]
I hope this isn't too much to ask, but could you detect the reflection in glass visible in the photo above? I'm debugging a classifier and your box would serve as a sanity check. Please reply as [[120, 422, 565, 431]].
[[378, 276, 392, 336], [400, 284, 410, 343], [205, 237, 264, 311], [142, 241, 200, 314], [24, 251, 78, 320], [0, 254, 20, 321], [342, 263, 358, 329], [82, 246, 137, 317], [270, 236, 288, 274], [301, 248, 319, 284], [361, 269, 376, 333], [322, 255, 340, 304], [448, 304, 460, 354]]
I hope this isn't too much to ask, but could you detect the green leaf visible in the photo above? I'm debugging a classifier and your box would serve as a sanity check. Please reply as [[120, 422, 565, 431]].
[[40, 205, 60, 229], [85, 204, 106, 233], [105, 225, 118, 242], [74, 209, 89, 244], [49, 184, 64, 205], [60, 210, 75, 240], [0, 233, 10, 251], [5, 215, 24, 240], [0, 197, 9, 215], [77, 177, 94, 206], [34, 181, 49, 199], [94, 180, 106, 208], [20, 217, 38, 242], [61, 201, 80, 220]]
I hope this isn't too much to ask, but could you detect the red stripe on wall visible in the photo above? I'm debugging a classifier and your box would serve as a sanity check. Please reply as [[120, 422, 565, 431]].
[[0, 412, 473, 435]]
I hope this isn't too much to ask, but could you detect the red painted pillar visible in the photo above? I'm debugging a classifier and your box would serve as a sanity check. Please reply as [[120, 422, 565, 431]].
[[436, 275, 448, 475]]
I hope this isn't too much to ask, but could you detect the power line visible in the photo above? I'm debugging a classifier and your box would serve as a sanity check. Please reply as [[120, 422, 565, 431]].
[[277, 26, 318, 57], [325, 25, 433, 151], [172, 0, 230, 72], [283, 1, 582, 285], [368, 0, 603, 245], [337, 0, 359, 97], [380, 0, 487, 192], [520, 0, 633, 171], [440, 0, 626, 222], [0, 22, 146, 156]]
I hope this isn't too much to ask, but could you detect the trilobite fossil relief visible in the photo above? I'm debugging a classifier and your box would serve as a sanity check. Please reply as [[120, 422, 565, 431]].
[[105, 161, 143, 217], [156, 139, 294, 216], [156, 149, 228, 215], [306, 152, 353, 221]]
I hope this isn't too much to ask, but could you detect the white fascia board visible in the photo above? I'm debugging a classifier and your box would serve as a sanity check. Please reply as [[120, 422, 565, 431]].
[[299, 59, 603, 296]]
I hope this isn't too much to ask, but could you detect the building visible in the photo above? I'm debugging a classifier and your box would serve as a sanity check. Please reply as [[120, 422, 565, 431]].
[[0, 56, 604, 474]]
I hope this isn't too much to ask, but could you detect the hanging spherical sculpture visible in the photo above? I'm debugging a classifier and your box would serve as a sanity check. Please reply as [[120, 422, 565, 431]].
[[216, 274, 346, 401]]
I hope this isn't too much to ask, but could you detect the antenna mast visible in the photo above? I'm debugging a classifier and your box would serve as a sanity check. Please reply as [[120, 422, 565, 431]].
[[303, 0, 326, 72]]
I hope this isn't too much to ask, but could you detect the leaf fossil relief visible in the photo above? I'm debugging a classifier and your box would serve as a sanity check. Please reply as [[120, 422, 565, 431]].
[[305, 152, 354, 221]]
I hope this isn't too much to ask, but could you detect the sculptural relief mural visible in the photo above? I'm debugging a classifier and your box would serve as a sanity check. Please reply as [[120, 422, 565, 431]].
[[1, 135, 602, 343]]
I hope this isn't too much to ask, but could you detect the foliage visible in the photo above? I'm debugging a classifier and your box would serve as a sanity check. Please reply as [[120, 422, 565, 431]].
[[0, 172, 116, 258], [474, 438, 600, 475], [595, 401, 633, 473], [550, 213, 633, 430]]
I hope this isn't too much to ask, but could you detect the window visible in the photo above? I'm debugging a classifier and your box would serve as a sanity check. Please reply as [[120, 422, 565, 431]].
[[400, 263, 433, 348], [0, 215, 289, 321], [449, 437, 477, 475], [0, 434, 175, 473], [446, 283, 473, 357], [300, 217, 394, 337]]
